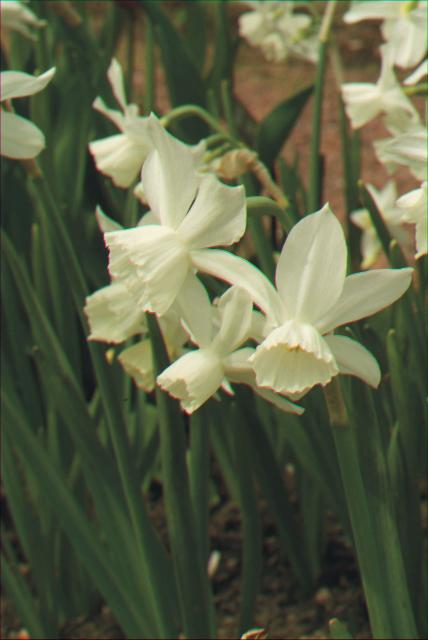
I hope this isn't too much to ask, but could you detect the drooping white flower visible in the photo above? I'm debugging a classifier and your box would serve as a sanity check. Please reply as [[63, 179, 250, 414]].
[[239, 1, 317, 63], [157, 285, 303, 415], [246, 205, 413, 397], [397, 181, 427, 258], [341, 46, 419, 129], [89, 58, 153, 187], [89, 59, 207, 189], [374, 126, 427, 180], [105, 114, 282, 320], [0, 67, 56, 159], [344, 1, 427, 68], [1, 0, 45, 40], [351, 181, 411, 268]]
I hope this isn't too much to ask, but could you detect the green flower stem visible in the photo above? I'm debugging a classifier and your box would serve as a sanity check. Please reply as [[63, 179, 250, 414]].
[[231, 404, 263, 635], [246, 195, 293, 233], [308, 0, 337, 213], [189, 407, 211, 567], [161, 104, 235, 141], [24, 167, 176, 638], [235, 388, 315, 591], [325, 378, 418, 639], [147, 313, 214, 639]]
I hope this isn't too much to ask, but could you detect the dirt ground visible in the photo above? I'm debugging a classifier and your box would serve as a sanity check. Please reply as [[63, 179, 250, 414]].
[[2, 3, 424, 640]]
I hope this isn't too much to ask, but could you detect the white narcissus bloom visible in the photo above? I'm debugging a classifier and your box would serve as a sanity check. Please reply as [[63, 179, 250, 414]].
[[341, 46, 419, 129], [351, 181, 411, 269], [239, 1, 317, 63], [344, 1, 427, 68], [157, 286, 303, 415], [397, 182, 427, 258], [0, 67, 55, 159], [89, 58, 153, 187], [1, 0, 45, 39], [374, 126, 427, 180], [105, 114, 282, 320], [246, 205, 413, 397], [89, 59, 206, 189]]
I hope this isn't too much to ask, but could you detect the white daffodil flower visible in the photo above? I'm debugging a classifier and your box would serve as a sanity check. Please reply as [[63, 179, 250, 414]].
[[1, 0, 45, 40], [374, 126, 427, 180], [105, 115, 282, 320], [344, 1, 427, 68], [89, 59, 206, 188], [341, 46, 419, 129], [351, 181, 411, 269], [157, 286, 303, 415], [1, 67, 55, 159], [246, 205, 413, 397], [89, 58, 153, 187], [397, 181, 427, 258], [239, 1, 317, 63]]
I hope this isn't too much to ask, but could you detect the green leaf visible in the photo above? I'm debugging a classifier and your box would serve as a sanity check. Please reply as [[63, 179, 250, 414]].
[[2, 391, 150, 639], [1, 550, 53, 640], [147, 313, 215, 639], [256, 84, 314, 167], [141, 1, 208, 142]]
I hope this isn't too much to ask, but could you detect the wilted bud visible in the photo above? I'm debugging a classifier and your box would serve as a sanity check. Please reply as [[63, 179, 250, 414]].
[[210, 149, 258, 180]]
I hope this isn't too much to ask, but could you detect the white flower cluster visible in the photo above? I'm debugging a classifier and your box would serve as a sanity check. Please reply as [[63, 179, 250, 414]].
[[0, 2, 54, 160], [238, 1, 319, 63], [84, 59, 413, 415], [341, 1, 427, 262]]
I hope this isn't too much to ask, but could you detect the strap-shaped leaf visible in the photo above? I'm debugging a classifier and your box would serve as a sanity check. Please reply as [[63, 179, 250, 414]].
[[256, 85, 314, 167]]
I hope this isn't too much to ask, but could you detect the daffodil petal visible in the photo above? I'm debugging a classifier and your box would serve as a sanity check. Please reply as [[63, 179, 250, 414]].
[[316, 268, 413, 334], [119, 340, 155, 391], [107, 58, 127, 111], [141, 115, 200, 229], [1, 110, 45, 159], [92, 97, 125, 130], [84, 281, 146, 343], [214, 287, 253, 353], [1, 67, 55, 101], [191, 249, 285, 324], [178, 174, 246, 249], [95, 206, 123, 234], [175, 272, 213, 348], [324, 334, 381, 388], [275, 205, 347, 325], [89, 133, 146, 187]]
